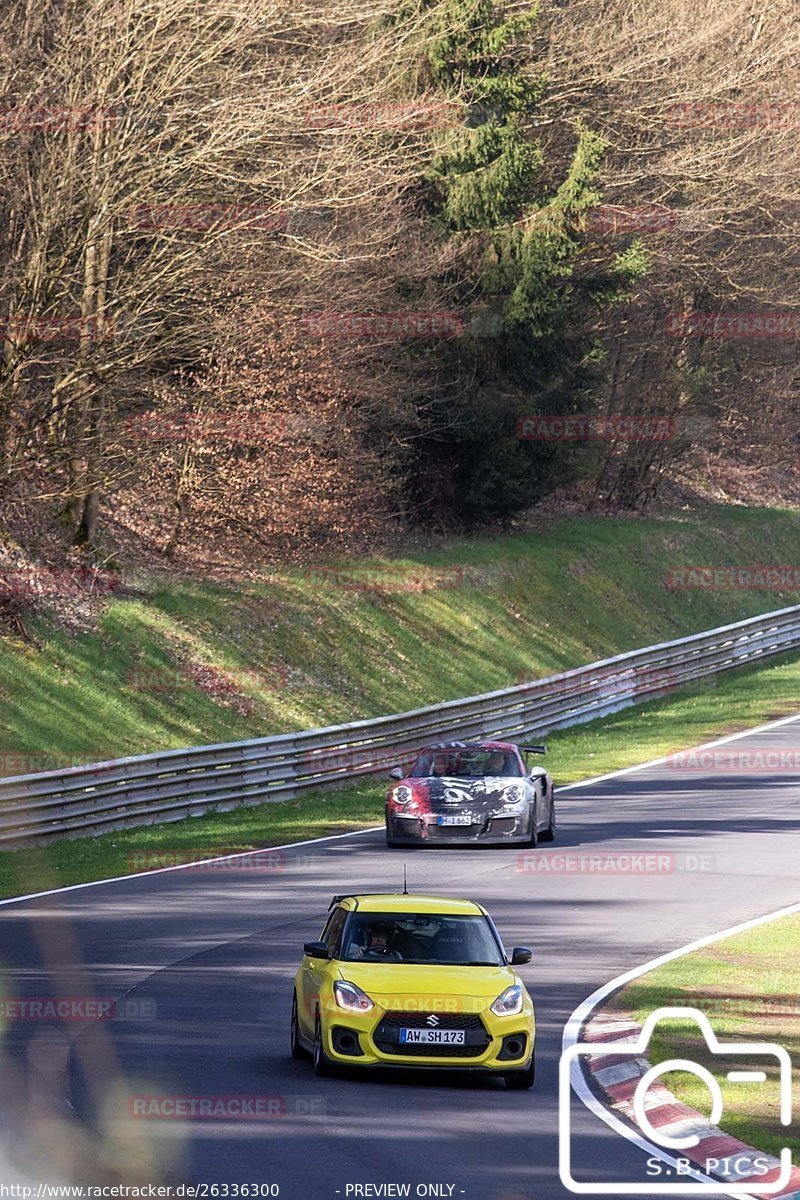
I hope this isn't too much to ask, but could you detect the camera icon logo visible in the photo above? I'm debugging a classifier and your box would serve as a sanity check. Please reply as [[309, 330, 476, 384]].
[[560, 1006, 793, 1194]]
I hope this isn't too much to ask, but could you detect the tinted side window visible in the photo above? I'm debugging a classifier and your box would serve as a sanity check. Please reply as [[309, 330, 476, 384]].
[[320, 907, 347, 957]]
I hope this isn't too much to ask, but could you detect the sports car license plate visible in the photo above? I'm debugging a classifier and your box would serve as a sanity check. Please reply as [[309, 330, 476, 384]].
[[436, 814, 473, 826], [399, 1028, 465, 1045]]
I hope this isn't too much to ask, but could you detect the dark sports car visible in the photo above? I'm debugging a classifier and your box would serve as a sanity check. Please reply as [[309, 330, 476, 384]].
[[384, 740, 555, 847]]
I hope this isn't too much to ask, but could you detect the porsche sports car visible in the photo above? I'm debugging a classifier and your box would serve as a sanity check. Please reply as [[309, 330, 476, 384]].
[[291, 892, 535, 1088], [384, 739, 555, 847]]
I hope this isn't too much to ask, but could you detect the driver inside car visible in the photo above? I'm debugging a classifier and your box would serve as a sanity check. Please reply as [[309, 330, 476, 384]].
[[484, 750, 507, 775], [348, 922, 402, 960]]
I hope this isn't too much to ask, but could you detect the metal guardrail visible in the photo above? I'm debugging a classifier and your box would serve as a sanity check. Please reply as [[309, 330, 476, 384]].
[[1, 604, 799, 846]]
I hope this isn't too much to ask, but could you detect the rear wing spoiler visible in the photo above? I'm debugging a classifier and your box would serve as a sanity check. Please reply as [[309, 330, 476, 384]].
[[521, 744, 546, 755]]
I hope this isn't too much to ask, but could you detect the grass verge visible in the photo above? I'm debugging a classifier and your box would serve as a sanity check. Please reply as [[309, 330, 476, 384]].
[[0, 646, 797, 902], [611, 911, 800, 1158], [1, 504, 800, 772]]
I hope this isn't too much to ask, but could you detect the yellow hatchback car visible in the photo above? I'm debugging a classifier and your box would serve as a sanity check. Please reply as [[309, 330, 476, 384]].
[[291, 892, 535, 1088]]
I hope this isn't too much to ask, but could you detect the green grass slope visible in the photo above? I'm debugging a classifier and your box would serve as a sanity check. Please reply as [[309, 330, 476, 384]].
[[1, 504, 799, 770]]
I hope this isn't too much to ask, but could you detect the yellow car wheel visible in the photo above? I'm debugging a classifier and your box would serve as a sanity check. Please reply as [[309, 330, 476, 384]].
[[504, 1057, 536, 1089], [312, 1013, 332, 1077], [290, 993, 305, 1060]]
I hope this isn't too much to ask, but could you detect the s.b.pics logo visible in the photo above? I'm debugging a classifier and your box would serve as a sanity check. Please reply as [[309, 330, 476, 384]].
[[559, 1007, 793, 1194]]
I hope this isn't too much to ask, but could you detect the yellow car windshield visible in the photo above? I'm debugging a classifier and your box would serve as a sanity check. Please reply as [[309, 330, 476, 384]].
[[341, 913, 504, 966]]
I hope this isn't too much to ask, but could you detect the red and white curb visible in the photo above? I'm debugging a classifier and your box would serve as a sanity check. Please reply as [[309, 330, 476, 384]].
[[580, 1008, 800, 1197]]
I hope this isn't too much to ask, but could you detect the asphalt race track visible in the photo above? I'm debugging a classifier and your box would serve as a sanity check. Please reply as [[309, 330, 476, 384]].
[[1, 713, 799, 1200]]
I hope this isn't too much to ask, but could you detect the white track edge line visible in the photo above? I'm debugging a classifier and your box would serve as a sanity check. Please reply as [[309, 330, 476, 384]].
[[562, 900, 800, 1200], [2, 707, 799, 911]]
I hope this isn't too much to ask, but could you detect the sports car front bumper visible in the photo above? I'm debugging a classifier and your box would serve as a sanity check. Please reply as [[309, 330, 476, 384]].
[[386, 808, 533, 845]]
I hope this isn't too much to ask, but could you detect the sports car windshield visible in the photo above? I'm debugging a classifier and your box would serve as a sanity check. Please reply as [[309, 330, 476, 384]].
[[410, 748, 522, 778], [341, 913, 504, 965]]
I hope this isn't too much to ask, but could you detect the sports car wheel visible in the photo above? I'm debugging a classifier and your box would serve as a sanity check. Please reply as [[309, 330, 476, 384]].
[[523, 807, 538, 848], [504, 1057, 536, 1089], [539, 798, 556, 843], [290, 993, 305, 1060], [312, 1014, 332, 1077]]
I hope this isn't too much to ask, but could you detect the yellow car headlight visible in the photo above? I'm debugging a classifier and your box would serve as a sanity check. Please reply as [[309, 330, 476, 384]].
[[333, 980, 374, 1013], [490, 984, 525, 1017]]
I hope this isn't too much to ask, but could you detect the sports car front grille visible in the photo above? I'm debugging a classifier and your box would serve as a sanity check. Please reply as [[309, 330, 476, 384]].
[[425, 823, 481, 839], [372, 1011, 491, 1059]]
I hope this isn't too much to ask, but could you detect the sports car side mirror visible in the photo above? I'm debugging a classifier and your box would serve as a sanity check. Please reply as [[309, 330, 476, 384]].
[[388, 767, 404, 780], [303, 941, 330, 959], [511, 947, 532, 965]]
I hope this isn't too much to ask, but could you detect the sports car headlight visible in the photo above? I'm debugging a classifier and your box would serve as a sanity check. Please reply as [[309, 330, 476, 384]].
[[333, 981, 374, 1013], [490, 985, 525, 1017], [502, 784, 526, 808], [392, 785, 414, 806]]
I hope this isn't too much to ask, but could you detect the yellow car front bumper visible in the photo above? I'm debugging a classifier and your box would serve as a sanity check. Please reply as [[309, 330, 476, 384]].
[[319, 1002, 535, 1072]]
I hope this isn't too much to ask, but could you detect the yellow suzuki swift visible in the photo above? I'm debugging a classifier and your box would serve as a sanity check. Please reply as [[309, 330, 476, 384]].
[[291, 893, 535, 1088]]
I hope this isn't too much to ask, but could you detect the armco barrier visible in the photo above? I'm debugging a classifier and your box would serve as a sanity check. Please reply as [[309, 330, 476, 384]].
[[1, 605, 799, 846]]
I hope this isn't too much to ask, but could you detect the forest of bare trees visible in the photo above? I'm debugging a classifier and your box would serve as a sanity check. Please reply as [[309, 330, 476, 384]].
[[0, 0, 796, 572]]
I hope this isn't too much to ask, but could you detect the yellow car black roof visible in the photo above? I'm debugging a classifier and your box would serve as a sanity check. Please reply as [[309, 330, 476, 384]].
[[329, 893, 485, 915]]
